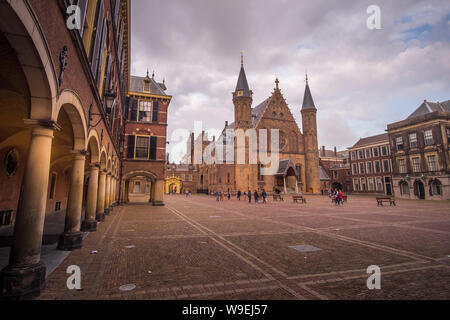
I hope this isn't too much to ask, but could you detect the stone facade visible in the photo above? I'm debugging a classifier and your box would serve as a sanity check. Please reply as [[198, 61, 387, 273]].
[[387, 100, 450, 200], [188, 61, 320, 195]]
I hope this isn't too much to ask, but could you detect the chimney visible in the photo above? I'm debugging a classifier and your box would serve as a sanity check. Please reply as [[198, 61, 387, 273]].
[[321, 146, 325, 157], [334, 147, 337, 156], [225, 121, 228, 127]]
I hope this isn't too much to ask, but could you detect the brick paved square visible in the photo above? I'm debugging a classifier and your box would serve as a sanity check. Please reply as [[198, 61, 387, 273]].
[[39, 195, 450, 300]]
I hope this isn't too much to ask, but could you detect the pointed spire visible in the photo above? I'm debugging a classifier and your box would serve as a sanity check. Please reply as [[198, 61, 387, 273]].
[[302, 71, 316, 111], [275, 78, 279, 90], [152, 70, 155, 79], [234, 52, 251, 98]]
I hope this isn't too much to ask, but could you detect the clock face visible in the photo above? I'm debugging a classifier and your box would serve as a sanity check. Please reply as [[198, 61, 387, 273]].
[[279, 132, 287, 150]]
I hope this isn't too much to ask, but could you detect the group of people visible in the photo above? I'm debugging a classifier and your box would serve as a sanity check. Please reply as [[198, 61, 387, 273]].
[[214, 188, 268, 204], [330, 189, 345, 205]]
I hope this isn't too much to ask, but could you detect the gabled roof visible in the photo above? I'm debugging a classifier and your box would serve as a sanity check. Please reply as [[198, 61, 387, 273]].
[[408, 100, 450, 119], [129, 75, 168, 96], [350, 133, 389, 149], [223, 98, 271, 131], [275, 159, 291, 175]]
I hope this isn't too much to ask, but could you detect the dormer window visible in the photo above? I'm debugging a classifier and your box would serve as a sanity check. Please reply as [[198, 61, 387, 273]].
[[143, 80, 150, 92]]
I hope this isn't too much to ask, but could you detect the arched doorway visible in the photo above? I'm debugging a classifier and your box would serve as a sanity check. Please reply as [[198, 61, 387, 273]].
[[122, 170, 162, 205], [332, 182, 343, 191], [414, 180, 425, 200]]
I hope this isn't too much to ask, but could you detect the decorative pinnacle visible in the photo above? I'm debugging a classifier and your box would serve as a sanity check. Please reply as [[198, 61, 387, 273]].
[[241, 50, 244, 66], [305, 68, 309, 84], [275, 78, 279, 89]]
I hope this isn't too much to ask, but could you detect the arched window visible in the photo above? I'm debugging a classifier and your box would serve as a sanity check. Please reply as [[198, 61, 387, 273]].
[[429, 179, 442, 196], [399, 181, 409, 195]]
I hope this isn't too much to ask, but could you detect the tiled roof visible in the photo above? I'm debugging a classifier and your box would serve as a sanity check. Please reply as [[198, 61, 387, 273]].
[[407, 100, 450, 119], [302, 83, 316, 111], [350, 133, 389, 149], [129, 75, 167, 96]]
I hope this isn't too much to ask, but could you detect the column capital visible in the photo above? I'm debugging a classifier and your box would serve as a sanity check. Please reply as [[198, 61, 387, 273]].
[[70, 150, 87, 161], [90, 162, 101, 169], [100, 169, 108, 175], [24, 119, 61, 131], [107, 172, 112, 176]]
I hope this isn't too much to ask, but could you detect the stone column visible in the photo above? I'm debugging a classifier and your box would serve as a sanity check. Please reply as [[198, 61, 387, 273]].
[[58, 152, 86, 251], [96, 170, 107, 221], [104, 173, 111, 215], [112, 177, 116, 206], [82, 163, 99, 232], [0, 122, 57, 299], [152, 180, 165, 206]]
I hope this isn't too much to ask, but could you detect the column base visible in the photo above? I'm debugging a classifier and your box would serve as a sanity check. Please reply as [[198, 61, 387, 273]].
[[152, 201, 165, 206], [96, 212, 105, 222], [0, 262, 46, 300], [81, 219, 97, 232], [57, 232, 83, 251], [104, 208, 111, 215]]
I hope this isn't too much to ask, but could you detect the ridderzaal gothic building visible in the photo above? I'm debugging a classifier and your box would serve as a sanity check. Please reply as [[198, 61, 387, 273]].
[[190, 57, 321, 195]]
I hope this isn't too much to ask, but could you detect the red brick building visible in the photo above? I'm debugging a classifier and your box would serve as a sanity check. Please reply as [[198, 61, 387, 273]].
[[348, 133, 393, 195], [121, 72, 172, 205], [319, 147, 351, 193]]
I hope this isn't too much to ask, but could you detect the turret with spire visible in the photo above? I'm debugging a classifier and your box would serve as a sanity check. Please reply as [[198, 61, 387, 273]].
[[301, 70, 320, 194], [233, 51, 253, 129]]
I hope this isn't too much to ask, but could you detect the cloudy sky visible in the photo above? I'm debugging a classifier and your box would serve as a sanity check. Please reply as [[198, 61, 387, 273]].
[[130, 0, 450, 162]]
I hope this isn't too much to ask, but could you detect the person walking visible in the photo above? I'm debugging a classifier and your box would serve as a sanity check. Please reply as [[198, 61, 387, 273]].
[[254, 190, 259, 204], [220, 191, 224, 201], [248, 189, 252, 203], [237, 190, 241, 201], [261, 189, 267, 204], [215, 191, 220, 202], [227, 188, 231, 201]]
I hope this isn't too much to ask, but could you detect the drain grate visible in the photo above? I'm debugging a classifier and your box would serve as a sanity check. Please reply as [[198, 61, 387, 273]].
[[210, 216, 221, 218], [289, 245, 321, 253], [124, 245, 136, 249]]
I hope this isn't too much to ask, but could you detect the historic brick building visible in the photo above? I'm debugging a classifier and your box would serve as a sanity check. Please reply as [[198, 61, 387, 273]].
[[189, 58, 320, 195], [165, 162, 198, 194], [121, 72, 172, 205], [387, 100, 450, 200], [319, 147, 351, 193], [0, 0, 132, 298], [348, 133, 393, 195]]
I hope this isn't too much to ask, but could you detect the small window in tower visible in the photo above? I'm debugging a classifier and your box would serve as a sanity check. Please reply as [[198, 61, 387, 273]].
[[237, 90, 243, 97]]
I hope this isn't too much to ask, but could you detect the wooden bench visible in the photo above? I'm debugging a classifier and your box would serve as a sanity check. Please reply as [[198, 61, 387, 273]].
[[376, 197, 396, 206], [273, 194, 284, 202], [293, 195, 306, 204]]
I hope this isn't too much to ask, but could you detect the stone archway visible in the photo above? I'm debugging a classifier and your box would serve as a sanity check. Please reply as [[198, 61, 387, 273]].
[[414, 180, 425, 200], [122, 170, 164, 206]]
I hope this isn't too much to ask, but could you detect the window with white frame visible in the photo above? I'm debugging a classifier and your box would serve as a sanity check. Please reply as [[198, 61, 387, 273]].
[[381, 145, 388, 156], [365, 149, 371, 158], [412, 157, 421, 172], [360, 178, 367, 191], [400, 181, 410, 195], [374, 160, 381, 173], [352, 163, 358, 175], [424, 130, 434, 146], [138, 100, 152, 122], [353, 178, 359, 191], [382, 159, 390, 172], [351, 152, 356, 160], [376, 177, 383, 192], [396, 137, 404, 150], [359, 163, 365, 174], [366, 162, 373, 174], [358, 150, 364, 159], [398, 159, 407, 173], [427, 155, 438, 171], [367, 177, 374, 191], [409, 133, 418, 148], [372, 147, 379, 157]]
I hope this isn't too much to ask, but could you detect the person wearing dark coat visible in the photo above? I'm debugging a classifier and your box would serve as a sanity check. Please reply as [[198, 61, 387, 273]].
[[237, 190, 241, 200], [248, 189, 252, 203], [254, 190, 259, 203]]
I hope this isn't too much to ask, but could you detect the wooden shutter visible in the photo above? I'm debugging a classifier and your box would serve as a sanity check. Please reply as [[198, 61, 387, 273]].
[[130, 99, 138, 121], [127, 135, 135, 159], [149, 136, 157, 160], [152, 101, 159, 123]]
